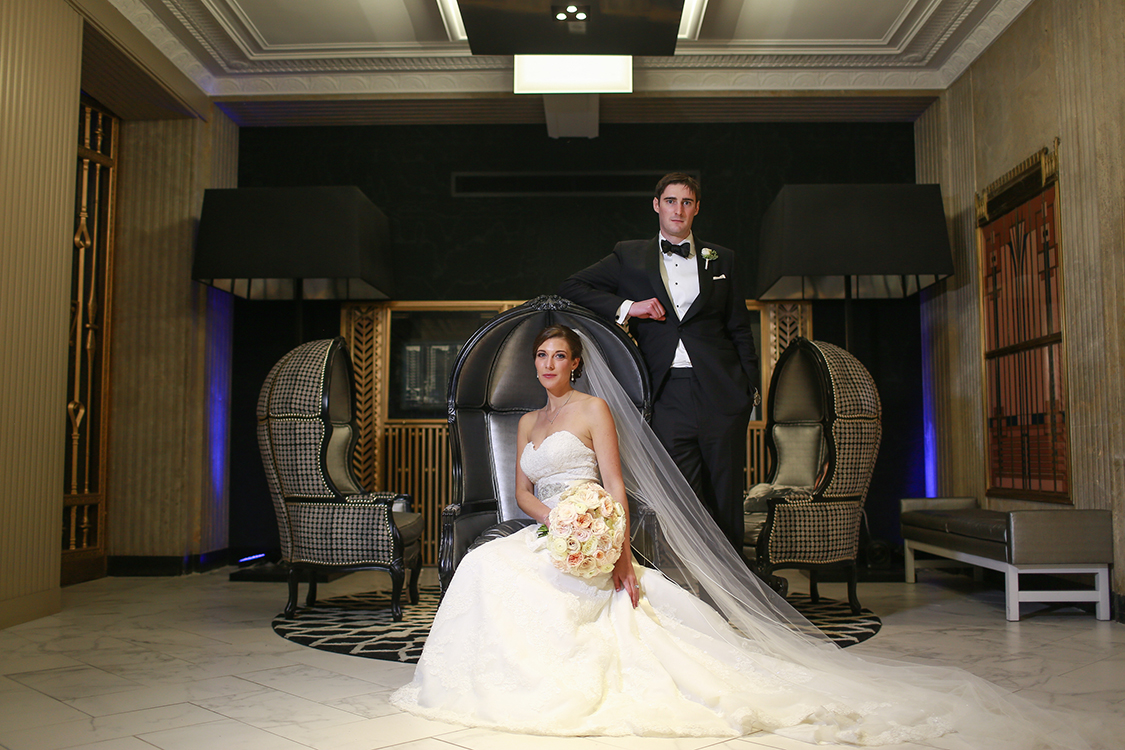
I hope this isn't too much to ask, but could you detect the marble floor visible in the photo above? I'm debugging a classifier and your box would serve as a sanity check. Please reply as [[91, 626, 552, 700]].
[[2, 566, 1123, 750]]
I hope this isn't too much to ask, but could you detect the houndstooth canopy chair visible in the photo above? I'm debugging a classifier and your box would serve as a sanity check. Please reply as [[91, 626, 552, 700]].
[[745, 337, 881, 614], [438, 295, 653, 592], [257, 337, 423, 620]]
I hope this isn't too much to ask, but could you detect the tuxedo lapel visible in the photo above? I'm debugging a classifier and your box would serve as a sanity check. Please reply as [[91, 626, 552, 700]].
[[643, 237, 676, 319], [682, 241, 713, 323]]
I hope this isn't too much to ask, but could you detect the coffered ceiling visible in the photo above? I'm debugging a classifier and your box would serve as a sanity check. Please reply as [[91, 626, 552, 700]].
[[94, 0, 1035, 125]]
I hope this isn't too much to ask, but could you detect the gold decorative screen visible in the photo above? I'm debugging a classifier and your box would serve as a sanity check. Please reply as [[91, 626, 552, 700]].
[[63, 100, 118, 583]]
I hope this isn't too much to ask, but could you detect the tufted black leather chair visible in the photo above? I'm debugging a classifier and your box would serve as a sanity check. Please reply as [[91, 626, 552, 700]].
[[257, 337, 423, 620], [746, 337, 881, 614], [438, 296, 652, 592]]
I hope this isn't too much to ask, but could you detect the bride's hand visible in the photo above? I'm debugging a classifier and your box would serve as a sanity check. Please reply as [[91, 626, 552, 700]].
[[613, 554, 639, 608]]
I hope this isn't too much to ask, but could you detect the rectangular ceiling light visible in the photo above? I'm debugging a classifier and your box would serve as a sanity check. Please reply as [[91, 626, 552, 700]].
[[514, 55, 633, 94]]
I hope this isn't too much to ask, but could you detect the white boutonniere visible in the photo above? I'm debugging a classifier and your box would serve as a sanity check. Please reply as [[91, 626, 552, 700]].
[[701, 247, 718, 270]]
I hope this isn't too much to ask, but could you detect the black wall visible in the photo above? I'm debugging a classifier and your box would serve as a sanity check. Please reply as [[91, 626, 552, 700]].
[[231, 121, 923, 563], [239, 122, 916, 300]]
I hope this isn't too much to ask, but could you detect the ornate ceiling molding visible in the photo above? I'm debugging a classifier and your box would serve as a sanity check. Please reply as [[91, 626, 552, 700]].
[[106, 0, 217, 90], [931, 0, 1034, 86], [107, 0, 1035, 98], [210, 70, 514, 97], [684, 0, 971, 62], [633, 67, 949, 92]]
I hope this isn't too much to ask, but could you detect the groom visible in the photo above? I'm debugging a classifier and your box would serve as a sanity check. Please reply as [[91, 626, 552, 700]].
[[558, 173, 759, 555]]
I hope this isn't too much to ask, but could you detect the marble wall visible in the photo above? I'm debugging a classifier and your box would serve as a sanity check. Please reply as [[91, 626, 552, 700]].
[[916, 0, 1125, 591]]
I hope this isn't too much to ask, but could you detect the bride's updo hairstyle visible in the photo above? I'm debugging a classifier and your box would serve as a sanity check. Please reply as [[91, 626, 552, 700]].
[[532, 325, 584, 380]]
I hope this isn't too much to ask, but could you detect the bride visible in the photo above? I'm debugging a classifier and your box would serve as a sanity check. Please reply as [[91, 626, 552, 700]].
[[392, 325, 1102, 748]]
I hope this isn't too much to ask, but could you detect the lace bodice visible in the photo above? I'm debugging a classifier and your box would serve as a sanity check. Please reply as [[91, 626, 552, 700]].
[[520, 430, 599, 505]]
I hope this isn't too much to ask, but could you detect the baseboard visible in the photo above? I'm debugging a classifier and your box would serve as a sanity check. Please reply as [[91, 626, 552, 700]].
[[0, 587, 62, 629], [107, 549, 228, 576]]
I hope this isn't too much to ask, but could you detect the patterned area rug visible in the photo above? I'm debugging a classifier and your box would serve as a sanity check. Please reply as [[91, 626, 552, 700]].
[[272, 586, 881, 663]]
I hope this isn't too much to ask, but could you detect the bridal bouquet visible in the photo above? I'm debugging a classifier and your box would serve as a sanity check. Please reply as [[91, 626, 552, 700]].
[[537, 481, 626, 579]]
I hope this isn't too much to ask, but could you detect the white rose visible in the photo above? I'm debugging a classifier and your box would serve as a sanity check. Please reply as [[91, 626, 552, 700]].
[[576, 557, 598, 577]]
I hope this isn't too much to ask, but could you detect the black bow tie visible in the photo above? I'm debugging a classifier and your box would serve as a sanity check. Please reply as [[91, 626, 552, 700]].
[[661, 240, 691, 258]]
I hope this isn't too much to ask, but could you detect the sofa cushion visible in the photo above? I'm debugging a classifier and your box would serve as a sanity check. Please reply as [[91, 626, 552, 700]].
[[900, 508, 1008, 544], [392, 511, 425, 545]]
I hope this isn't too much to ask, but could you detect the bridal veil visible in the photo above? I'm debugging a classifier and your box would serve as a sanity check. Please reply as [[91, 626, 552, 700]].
[[576, 328, 1105, 750]]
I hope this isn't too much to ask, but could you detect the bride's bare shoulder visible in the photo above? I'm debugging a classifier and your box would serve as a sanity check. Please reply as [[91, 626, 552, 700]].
[[573, 393, 611, 420], [518, 410, 540, 434]]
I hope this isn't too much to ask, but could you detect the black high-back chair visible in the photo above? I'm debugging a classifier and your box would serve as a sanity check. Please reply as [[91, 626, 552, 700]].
[[438, 296, 652, 591], [748, 337, 881, 613], [257, 337, 423, 620]]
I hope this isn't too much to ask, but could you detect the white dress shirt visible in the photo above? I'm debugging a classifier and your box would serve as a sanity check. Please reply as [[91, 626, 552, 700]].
[[616, 233, 698, 369]]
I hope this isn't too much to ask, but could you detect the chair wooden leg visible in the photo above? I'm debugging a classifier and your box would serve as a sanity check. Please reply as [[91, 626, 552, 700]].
[[305, 572, 318, 608], [847, 566, 861, 615], [390, 568, 405, 622], [409, 554, 422, 605], [285, 568, 300, 618], [808, 569, 820, 604]]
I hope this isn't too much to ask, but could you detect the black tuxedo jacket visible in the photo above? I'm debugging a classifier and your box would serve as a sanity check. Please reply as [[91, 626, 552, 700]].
[[558, 237, 759, 416]]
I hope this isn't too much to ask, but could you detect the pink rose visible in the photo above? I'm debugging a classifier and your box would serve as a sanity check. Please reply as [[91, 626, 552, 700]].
[[599, 496, 615, 518]]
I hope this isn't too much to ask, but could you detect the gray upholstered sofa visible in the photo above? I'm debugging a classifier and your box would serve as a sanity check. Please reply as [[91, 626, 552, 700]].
[[901, 497, 1112, 621]]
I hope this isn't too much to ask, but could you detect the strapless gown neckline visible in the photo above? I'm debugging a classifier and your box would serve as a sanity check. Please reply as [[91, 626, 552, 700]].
[[527, 429, 588, 453], [520, 430, 599, 502]]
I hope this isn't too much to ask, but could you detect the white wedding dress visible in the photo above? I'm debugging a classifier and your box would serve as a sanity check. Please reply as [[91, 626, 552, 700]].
[[390, 429, 1101, 747]]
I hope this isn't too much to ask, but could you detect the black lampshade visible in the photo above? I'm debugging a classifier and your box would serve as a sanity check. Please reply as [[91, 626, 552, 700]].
[[458, 0, 683, 56], [756, 184, 953, 300], [192, 186, 394, 300]]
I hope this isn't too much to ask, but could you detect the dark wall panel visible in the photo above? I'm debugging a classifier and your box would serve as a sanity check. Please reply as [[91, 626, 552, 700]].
[[238, 122, 916, 301]]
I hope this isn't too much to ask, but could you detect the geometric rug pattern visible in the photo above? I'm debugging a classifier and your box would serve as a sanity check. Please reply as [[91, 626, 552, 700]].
[[782, 593, 883, 647], [272, 586, 441, 663], [272, 585, 881, 663]]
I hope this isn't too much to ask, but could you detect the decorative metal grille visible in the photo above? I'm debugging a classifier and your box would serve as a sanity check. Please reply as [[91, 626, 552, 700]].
[[769, 302, 811, 365], [343, 304, 385, 491], [384, 423, 450, 564], [978, 144, 1069, 501], [63, 101, 117, 581]]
